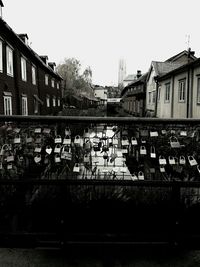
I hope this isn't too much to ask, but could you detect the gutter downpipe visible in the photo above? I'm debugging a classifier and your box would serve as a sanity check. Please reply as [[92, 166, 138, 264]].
[[171, 75, 174, 118], [154, 78, 159, 117], [186, 68, 190, 118]]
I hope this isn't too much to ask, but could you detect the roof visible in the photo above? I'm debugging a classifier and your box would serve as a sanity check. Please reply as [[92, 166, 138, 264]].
[[152, 61, 183, 77], [165, 50, 196, 62], [156, 57, 200, 81], [0, 18, 62, 80], [121, 73, 147, 97], [123, 74, 137, 81]]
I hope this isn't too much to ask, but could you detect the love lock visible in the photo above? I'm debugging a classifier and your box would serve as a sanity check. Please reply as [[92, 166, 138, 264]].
[[159, 156, 167, 165], [65, 127, 71, 136], [74, 135, 81, 145], [46, 145, 52, 155], [13, 134, 21, 144], [140, 146, 147, 155], [121, 136, 129, 146], [188, 156, 197, 166], [150, 146, 156, 158], [54, 144, 62, 153], [63, 135, 71, 145], [34, 145, 42, 153], [54, 135, 62, 144], [170, 136, 180, 148], [131, 137, 138, 145], [61, 145, 72, 160], [179, 155, 186, 165], [73, 163, 80, 173], [34, 154, 41, 164], [54, 154, 61, 163], [138, 171, 144, 180], [168, 156, 176, 165]]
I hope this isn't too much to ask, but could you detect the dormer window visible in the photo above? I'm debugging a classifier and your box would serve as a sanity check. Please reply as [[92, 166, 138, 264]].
[[40, 56, 49, 65], [18, 34, 29, 45]]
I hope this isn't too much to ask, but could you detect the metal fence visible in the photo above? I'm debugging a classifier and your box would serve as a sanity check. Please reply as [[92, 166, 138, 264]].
[[0, 115, 200, 247]]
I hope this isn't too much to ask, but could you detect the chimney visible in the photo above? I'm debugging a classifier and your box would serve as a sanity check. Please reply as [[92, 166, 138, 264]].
[[40, 55, 49, 65], [137, 70, 142, 79], [48, 62, 56, 71], [0, 0, 4, 18], [18, 34, 29, 45]]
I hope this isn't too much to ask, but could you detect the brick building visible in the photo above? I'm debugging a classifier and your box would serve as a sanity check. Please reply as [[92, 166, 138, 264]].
[[0, 5, 62, 116]]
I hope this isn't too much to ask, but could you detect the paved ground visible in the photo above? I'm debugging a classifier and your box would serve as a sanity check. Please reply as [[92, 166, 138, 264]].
[[0, 247, 200, 267]]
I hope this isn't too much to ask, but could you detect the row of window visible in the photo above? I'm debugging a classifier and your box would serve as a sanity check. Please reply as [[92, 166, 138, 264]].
[[0, 39, 60, 89], [159, 79, 186, 103], [3, 94, 61, 116]]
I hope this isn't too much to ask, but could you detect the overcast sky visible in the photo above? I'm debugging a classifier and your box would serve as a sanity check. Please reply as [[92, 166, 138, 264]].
[[2, 0, 200, 86]]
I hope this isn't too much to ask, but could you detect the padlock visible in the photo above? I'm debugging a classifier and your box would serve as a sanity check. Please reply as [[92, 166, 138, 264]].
[[55, 154, 61, 163], [65, 127, 71, 136], [84, 139, 91, 150], [7, 152, 14, 163], [169, 156, 176, 165], [14, 134, 21, 144], [84, 154, 90, 163], [34, 154, 41, 164], [131, 173, 138, 181], [61, 145, 72, 160], [159, 156, 167, 165], [54, 135, 62, 144], [140, 146, 147, 155], [63, 135, 71, 145], [180, 130, 187, 137], [84, 128, 90, 138], [112, 138, 118, 145], [7, 163, 13, 170], [150, 130, 158, 137], [150, 146, 156, 158], [14, 127, 20, 133], [93, 135, 100, 144], [121, 146, 128, 154], [0, 144, 10, 156], [35, 135, 42, 144], [140, 129, 148, 137], [138, 171, 144, 180], [160, 165, 165, 172], [34, 145, 42, 153], [74, 135, 81, 145], [43, 128, 51, 134], [121, 136, 129, 146], [179, 156, 186, 165], [161, 129, 167, 135], [131, 137, 138, 145], [26, 136, 33, 143], [73, 163, 80, 173], [46, 145, 52, 155], [170, 136, 180, 148], [188, 156, 197, 166], [34, 128, 41, 133], [54, 144, 62, 153]]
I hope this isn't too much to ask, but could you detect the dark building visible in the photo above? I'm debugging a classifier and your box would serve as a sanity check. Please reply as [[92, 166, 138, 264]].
[[0, 5, 62, 116], [121, 71, 147, 117]]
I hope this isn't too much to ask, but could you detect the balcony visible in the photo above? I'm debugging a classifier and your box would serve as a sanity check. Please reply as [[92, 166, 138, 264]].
[[0, 115, 200, 247]]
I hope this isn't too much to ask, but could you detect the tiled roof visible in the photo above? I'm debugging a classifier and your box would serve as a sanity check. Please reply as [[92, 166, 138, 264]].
[[152, 61, 183, 77], [123, 74, 137, 81]]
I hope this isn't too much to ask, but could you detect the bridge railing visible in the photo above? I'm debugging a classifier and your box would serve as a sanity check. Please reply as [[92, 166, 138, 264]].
[[0, 115, 200, 247]]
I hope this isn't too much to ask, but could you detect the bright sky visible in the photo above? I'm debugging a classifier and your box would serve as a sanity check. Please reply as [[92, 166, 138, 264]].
[[2, 0, 200, 86]]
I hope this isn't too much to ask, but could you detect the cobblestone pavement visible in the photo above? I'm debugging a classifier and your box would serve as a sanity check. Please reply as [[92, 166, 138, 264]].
[[0, 247, 200, 267]]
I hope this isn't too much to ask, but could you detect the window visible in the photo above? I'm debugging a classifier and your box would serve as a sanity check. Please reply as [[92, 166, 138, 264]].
[[57, 83, 60, 89], [21, 57, 27, 81], [46, 95, 50, 107], [4, 96, 12, 115], [6, 46, 13, 76], [165, 83, 170, 102], [51, 79, 55, 88], [53, 96, 56, 107], [57, 97, 60, 107], [22, 96, 28, 115], [148, 92, 151, 104], [179, 79, 186, 102], [0, 40, 2, 72], [45, 74, 48, 85], [197, 77, 200, 104], [152, 91, 156, 103], [32, 65, 36, 85]]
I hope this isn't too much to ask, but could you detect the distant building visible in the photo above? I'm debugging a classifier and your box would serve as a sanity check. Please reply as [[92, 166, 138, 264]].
[[94, 86, 108, 106], [118, 59, 126, 89], [123, 74, 137, 88]]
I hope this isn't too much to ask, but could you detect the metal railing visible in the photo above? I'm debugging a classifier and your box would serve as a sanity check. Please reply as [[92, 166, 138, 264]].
[[0, 115, 200, 247]]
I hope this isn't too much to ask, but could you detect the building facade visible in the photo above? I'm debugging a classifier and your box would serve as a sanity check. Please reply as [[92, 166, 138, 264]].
[[145, 50, 196, 117], [0, 9, 62, 116], [156, 58, 200, 118]]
